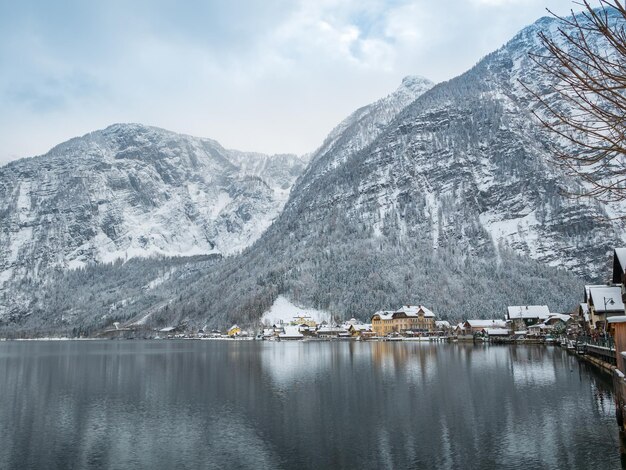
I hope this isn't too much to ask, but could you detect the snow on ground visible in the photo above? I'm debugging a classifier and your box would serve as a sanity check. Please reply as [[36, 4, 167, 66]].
[[261, 295, 331, 325]]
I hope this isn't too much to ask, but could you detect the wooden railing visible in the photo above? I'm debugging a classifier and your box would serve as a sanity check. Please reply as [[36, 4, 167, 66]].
[[575, 335, 617, 365]]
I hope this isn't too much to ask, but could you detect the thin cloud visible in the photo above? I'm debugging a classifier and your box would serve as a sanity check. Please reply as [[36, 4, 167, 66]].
[[0, 0, 576, 164]]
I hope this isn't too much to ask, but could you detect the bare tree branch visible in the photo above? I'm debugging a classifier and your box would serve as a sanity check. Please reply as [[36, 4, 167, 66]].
[[523, 1, 626, 203]]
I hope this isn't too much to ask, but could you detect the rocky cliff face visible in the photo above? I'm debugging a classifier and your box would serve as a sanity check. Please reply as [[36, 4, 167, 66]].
[[279, 12, 626, 283], [0, 124, 307, 285]]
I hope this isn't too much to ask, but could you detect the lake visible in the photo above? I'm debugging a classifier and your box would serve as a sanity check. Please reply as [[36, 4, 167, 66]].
[[0, 340, 622, 469]]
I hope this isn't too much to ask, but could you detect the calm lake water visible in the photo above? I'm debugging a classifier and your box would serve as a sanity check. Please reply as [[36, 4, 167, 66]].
[[0, 340, 622, 469]]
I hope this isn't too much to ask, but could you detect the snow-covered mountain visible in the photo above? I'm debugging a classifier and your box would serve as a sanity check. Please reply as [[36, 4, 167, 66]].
[[300, 75, 434, 192], [280, 11, 626, 282], [2, 10, 625, 332], [0, 124, 307, 285], [166, 10, 624, 325]]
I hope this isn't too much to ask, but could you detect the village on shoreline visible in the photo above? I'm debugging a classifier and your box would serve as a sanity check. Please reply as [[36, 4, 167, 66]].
[[85, 248, 626, 344], [137, 302, 596, 345], [4, 249, 626, 347]]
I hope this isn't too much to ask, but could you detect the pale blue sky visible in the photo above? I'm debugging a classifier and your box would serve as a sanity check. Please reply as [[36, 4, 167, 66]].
[[0, 0, 574, 163]]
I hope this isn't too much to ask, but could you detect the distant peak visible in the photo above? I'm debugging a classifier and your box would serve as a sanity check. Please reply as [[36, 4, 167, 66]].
[[400, 75, 433, 88], [102, 123, 165, 134]]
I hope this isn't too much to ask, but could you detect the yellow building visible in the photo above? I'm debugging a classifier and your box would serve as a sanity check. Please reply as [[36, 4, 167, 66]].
[[371, 305, 436, 336], [227, 324, 241, 337], [348, 323, 374, 338], [290, 315, 317, 327]]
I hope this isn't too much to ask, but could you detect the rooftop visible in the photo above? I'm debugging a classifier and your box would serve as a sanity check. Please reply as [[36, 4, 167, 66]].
[[588, 285, 625, 312], [507, 305, 550, 319], [483, 328, 509, 335], [466, 319, 508, 328]]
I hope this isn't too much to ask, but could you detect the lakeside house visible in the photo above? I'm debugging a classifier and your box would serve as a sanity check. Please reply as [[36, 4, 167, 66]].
[[544, 314, 574, 331], [348, 323, 374, 338], [227, 325, 242, 337], [586, 285, 624, 330], [435, 320, 452, 336], [506, 305, 550, 330], [279, 326, 304, 340], [527, 314, 573, 336], [371, 305, 436, 336], [462, 319, 508, 335], [482, 328, 510, 338], [317, 325, 350, 338]]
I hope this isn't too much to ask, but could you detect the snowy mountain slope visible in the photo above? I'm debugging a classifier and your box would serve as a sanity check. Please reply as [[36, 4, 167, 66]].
[[0, 124, 307, 285], [296, 75, 434, 197], [280, 11, 626, 281]]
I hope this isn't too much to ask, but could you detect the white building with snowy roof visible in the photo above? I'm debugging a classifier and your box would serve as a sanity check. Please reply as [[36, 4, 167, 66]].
[[482, 328, 510, 337], [506, 306, 550, 329], [316, 325, 350, 338], [463, 319, 508, 333], [279, 326, 304, 340], [526, 314, 573, 336], [587, 285, 625, 330]]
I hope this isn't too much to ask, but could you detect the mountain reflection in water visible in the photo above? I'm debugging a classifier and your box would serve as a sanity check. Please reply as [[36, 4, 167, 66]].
[[0, 341, 622, 469]]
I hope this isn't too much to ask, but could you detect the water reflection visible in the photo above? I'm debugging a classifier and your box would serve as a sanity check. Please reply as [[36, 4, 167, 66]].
[[0, 341, 622, 469]]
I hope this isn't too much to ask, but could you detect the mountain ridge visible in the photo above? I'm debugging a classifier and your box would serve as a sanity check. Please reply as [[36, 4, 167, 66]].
[[0, 123, 308, 286]]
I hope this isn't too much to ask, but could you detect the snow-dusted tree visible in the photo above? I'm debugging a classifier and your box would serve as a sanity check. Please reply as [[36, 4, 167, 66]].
[[528, 1, 626, 202]]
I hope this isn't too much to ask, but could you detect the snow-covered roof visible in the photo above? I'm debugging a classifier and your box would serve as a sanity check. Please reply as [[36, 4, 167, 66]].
[[466, 319, 507, 328], [588, 286, 625, 312], [159, 326, 176, 332], [435, 320, 451, 328], [372, 306, 435, 320], [279, 326, 303, 338], [483, 328, 509, 336], [584, 284, 608, 302], [397, 305, 435, 317], [228, 324, 239, 330], [579, 303, 589, 314], [507, 306, 550, 320], [608, 316, 626, 324], [350, 324, 372, 331], [371, 310, 395, 320], [317, 326, 348, 333], [545, 314, 572, 323]]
